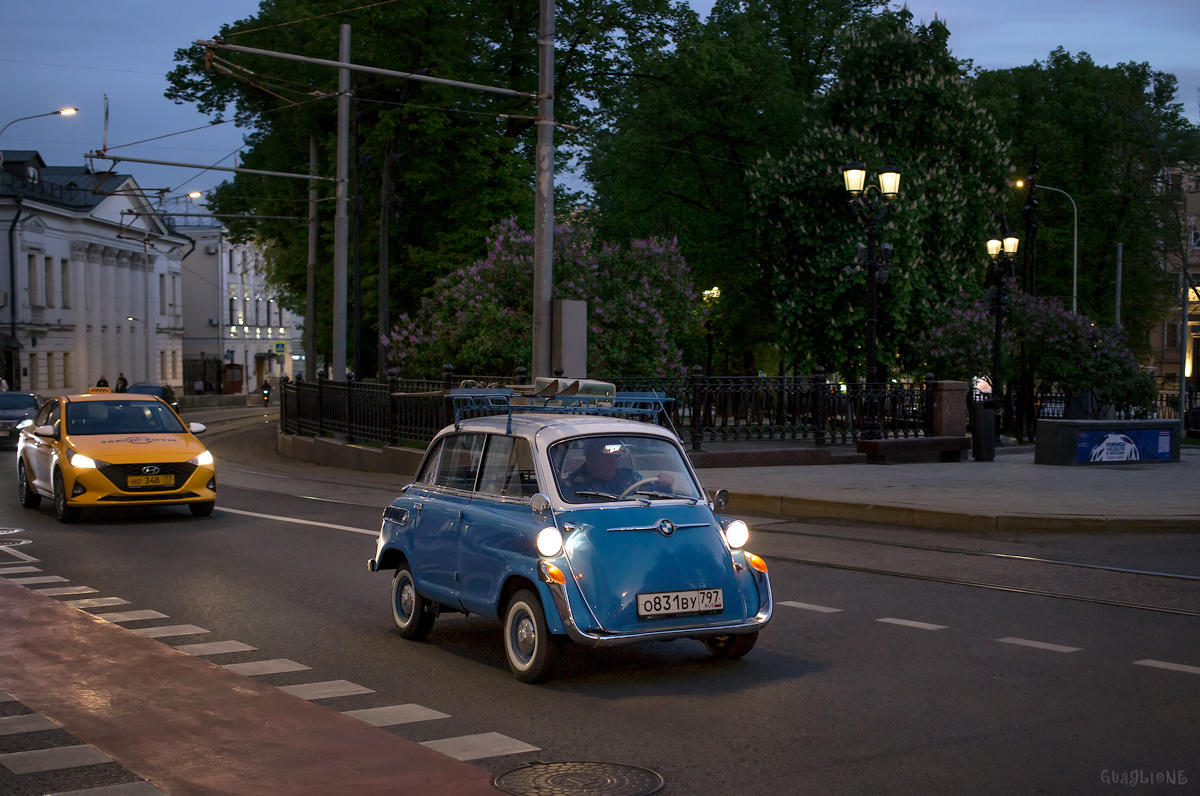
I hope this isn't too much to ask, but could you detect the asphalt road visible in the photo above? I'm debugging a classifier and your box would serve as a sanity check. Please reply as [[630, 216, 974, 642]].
[[2, 418, 1198, 795]]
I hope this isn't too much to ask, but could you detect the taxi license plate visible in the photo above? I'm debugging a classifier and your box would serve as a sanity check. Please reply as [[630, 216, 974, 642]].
[[127, 474, 175, 488], [637, 588, 723, 619]]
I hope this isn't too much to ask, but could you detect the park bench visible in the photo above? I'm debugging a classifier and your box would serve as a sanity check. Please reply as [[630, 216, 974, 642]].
[[856, 436, 970, 464]]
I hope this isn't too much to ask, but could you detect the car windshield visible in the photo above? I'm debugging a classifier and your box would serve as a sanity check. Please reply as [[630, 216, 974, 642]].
[[549, 435, 702, 504], [0, 394, 38, 410], [65, 401, 187, 435]]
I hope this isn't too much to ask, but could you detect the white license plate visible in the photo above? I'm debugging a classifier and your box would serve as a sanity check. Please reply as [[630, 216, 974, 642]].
[[637, 588, 723, 619]]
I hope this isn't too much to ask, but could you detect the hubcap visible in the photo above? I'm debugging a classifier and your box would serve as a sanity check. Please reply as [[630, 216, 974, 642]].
[[515, 614, 536, 659], [399, 581, 414, 620]]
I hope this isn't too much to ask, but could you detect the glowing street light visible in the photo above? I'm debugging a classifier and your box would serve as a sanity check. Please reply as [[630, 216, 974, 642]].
[[0, 107, 78, 139]]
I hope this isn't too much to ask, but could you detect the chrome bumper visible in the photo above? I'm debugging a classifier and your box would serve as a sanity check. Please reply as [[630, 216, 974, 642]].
[[539, 560, 772, 648]]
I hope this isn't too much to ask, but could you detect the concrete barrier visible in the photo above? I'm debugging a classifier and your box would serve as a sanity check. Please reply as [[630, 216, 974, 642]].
[[277, 433, 424, 476], [179, 394, 252, 409]]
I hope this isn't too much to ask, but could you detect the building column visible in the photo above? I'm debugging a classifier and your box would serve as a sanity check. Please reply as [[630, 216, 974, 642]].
[[145, 253, 157, 384], [102, 247, 118, 384], [69, 242, 89, 391], [117, 250, 134, 384], [86, 245, 103, 387]]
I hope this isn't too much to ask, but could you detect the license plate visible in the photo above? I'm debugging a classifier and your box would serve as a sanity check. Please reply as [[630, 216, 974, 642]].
[[127, 474, 175, 488], [637, 588, 723, 619], [0, 430, 9, 437]]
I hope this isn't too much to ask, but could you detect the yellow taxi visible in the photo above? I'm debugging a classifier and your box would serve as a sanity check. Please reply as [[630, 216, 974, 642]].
[[16, 392, 216, 523]]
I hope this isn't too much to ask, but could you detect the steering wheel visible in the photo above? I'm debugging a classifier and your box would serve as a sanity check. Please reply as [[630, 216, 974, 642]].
[[619, 477, 665, 500]]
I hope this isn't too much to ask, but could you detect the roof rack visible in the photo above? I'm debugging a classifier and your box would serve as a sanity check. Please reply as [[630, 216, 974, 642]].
[[448, 388, 674, 435]]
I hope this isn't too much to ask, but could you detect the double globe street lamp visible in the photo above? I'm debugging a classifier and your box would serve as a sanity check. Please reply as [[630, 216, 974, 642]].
[[841, 158, 901, 385], [985, 232, 1019, 420]]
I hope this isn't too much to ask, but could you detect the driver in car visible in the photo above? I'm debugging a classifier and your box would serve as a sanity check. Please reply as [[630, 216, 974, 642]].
[[564, 439, 675, 501]]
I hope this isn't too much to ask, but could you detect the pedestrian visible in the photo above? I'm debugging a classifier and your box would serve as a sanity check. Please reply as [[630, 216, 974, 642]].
[[115, 373, 128, 392], [96, 375, 109, 388], [0, 375, 8, 391]]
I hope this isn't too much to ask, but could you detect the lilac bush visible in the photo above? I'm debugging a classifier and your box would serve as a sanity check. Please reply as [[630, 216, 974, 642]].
[[382, 218, 704, 377]]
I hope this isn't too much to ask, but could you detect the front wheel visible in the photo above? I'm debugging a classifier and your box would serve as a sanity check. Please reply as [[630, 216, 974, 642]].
[[503, 589, 560, 683], [18, 460, 41, 509], [391, 566, 435, 640], [704, 631, 758, 660], [53, 470, 80, 524], [189, 501, 215, 517]]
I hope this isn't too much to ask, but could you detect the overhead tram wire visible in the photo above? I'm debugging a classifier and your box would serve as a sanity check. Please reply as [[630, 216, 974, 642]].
[[224, 0, 408, 37]]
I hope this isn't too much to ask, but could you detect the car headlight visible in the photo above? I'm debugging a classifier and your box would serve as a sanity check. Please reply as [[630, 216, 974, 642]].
[[68, 450, 107, 469], [189, 449, 214, 467], [724, 519, 749, 549], [536, 527, 563, 557]]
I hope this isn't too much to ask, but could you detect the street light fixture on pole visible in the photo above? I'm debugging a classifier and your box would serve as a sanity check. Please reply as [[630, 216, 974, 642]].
[[985, 231, 1019, 411], [0, 107, 77, 140], [1017, 180, 1076, 312], [841, 158, 901, 384]]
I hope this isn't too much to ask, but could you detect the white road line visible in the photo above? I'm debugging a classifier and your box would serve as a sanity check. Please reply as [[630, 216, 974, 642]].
[[35, 586, 98, 596], [0, 566, 42, 575], [0, 714, 58, 736], [99, 610, 169, 623], [780, 601, 843, 613], [223, 659, 311, 676], [997, 637, 1081, 653], [218, 506, 376, 536], [421, 732, 539, 761], [46, 781, 167, 796], [343, 704, 451, 727], [877, 618, 947, 631], [1134, 659, 1200, 675], [64, 597, 131, 610], [173, 640, 256, 656], [278, 680, 375, 700], [133, 624, 209, 639], [0, 744, 113, 774], [9, 575, 70, 585]]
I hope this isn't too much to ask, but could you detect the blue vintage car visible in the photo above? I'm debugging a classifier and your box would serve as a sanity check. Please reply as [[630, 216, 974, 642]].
[[368, 389, 772, 682]]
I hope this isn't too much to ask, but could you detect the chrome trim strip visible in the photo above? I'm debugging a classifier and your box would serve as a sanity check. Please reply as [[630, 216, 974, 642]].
[[608, 521, 710, 533]]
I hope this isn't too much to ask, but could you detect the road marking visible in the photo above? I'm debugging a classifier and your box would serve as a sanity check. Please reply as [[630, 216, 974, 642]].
[[133, 624, 209, 639], [47, 782, 167, 796], [10, 575, 70, 585], [223, 659, 312, 676], [98, 610, 169, 623], [343, 704, 451, 727], [0, 566, 42, 575], [219, 506, 376, 536], [35, 586, 98, 596], [65, 597, 131, 610], [997, 637, 1081, 653], [278, 680, 375, 700], [1134, 659, 1200, 675], [421, 732, 539, 761], [173, 640, 256, 656], [0, 744, 113, 774], [780, 600, 843, 613], [0, 714, 58, 736], [877, 618, 947, 631]]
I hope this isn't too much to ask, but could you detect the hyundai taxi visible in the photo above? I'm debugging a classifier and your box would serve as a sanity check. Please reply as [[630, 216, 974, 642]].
[[368, 388, 772, 682], [16, 393, 216, 523]]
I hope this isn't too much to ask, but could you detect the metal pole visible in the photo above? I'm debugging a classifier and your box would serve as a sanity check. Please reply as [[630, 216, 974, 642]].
[[332, 24, 350, 382], [865, 213, 878, 384], [85, 152, 335, 182], [531, 0, 555, 378], [306, 136, 318, 384], [378, 140, 392, 380], [1115, 242, 1122, 327], [143, 238, 152, 384], [1182, 270, 1191, 422], [1039, 185, 1077, 313], [352, 101, 362, 380]]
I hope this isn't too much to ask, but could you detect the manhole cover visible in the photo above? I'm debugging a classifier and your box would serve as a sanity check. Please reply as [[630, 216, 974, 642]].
[[494, 761, 663, 796], [0, 528, 26, 534]]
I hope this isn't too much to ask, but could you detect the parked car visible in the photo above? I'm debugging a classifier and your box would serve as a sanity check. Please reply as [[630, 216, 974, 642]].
[[0, 392, 41, 448], [368, 389, 772, 682], [126, 382, 179, 414], [16, 393, 216, 523]]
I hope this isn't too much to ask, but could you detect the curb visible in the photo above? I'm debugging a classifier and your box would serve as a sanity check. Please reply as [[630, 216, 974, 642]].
[[723, 492, 1200, 534]]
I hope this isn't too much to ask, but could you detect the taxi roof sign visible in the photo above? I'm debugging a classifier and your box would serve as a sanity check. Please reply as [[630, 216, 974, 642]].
[[88, 387, 111, 394]]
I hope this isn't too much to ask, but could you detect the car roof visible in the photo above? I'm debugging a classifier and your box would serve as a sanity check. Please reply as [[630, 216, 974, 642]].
[[61, 393, 163, 403], [449, 414, 681, 446]]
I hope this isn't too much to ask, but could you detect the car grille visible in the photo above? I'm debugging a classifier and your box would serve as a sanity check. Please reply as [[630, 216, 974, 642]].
[[99, 462, 198, 492]]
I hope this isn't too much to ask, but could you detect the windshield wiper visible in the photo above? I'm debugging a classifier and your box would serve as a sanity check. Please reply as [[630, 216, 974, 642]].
[[635, 490, 698, 504], [574, 489, 620, 501]]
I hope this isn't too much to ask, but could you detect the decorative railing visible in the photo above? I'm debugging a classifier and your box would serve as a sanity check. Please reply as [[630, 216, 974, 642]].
[[280, 366, 935, 448]]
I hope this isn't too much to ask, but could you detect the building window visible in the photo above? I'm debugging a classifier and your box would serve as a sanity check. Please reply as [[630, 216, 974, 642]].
[[159, 274, 167, 316], [28, 353, 39, 389], [160, 350, 167, 381], [255, 297, 261, 327], [63, 352, 72, 387], [27, 254, 40, 307], [229, 297, 237, 324], [229, 250, 235, 273], [171, 350, 178, 379], [46, 352, 55, 389], [60, 259, 71, 308], [1168, 324, 1179, 348], [44, 256, 55, 308]]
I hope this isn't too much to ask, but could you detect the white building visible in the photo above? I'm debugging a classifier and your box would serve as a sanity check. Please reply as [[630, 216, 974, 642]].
[[171, 215, 304, 394], [1, 151, 187, 394]]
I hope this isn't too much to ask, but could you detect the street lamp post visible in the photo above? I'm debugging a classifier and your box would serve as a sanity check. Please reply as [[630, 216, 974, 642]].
[[841, 159, 901, 385], [985, 232, 1020, 409], [1018, 180, 1077, 312], [0, 107, 77, 140]]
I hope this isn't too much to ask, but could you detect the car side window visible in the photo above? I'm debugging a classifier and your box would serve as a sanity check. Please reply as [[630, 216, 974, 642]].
[[415, 439, 443, 485], [434, 434, 485, 492], [34, 401, 54, 427], [46, 403, 61, 431], [478, 436, 540, 499]]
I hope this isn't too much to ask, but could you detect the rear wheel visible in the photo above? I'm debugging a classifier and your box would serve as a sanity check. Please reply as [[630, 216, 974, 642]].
[[18, 460, 41, 509], [53, 470, 80, 524], [391, 566, 435, 640], [189, 501, 215, 517], [503, 589, 560, 683], [704, 631, 758, 660]]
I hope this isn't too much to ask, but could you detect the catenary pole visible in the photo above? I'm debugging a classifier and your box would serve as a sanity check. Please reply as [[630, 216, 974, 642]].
[[531, 0, 555, 378], [307, 136, 318, 383], [332, 24, 350, 381]]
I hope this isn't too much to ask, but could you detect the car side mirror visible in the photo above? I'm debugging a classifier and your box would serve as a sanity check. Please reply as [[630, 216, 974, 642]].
[[530, 493, 552, 515], [712, 488, 730, 512], [16, 419, 33, 430], [34, 424, 58, 438], [188, 422, 207, 435]]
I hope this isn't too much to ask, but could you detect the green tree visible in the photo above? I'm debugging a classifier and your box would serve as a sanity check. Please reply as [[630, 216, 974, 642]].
[[973, 49, 1200, 355], [585, 0, 884, 374], [749, 9, 1009, 379], [165, 0, 680, 376]]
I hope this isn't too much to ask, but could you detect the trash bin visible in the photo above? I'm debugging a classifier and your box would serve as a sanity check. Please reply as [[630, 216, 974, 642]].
[[972, 405, 996, 461]]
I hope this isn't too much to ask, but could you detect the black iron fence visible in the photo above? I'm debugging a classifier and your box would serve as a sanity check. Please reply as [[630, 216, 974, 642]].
[[970, 389, 1200, 425], [280, 367, 935, 448]]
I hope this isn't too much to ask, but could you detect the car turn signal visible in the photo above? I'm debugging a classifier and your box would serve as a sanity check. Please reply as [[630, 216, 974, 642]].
[[743, 552, 768, 573], [544, 564, 566, 585]]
